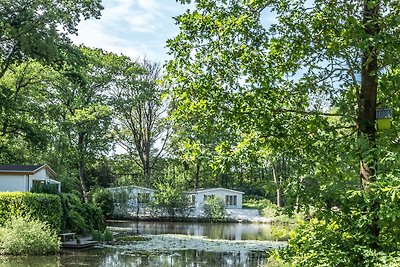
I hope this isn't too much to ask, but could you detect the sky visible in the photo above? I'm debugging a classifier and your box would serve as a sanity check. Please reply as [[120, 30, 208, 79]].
[[70, 0, 190, 64]]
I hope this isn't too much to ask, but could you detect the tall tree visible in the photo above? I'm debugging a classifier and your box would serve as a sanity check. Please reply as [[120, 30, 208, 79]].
[[0, 0, 103, 78], [167, 0, 400, 261], [112, 59, 169, 184], [50, 46, 119, 201], [167, 0, 400, 200], [0, 60, 52, 163], [0, 0, 103, 162]]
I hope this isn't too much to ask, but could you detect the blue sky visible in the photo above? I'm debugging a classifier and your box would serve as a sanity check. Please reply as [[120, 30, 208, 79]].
[[71, 0, 190, 64]]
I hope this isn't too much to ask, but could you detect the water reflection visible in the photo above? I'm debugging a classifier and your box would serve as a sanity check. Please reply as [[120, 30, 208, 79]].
[[0, 249, 270, 267], [0, 222, 288, 267], [108, 221, 279, 241]]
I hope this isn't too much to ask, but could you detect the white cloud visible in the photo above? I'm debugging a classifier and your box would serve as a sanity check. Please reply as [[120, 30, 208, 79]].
[[125, 12, 157, 33], [71, 0, 188, 61], [137, 0, 160, 10]]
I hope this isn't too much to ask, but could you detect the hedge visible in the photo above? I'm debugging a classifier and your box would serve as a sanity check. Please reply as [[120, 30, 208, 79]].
[[0, 192, 62, 232], [60, 193, 105, 234]]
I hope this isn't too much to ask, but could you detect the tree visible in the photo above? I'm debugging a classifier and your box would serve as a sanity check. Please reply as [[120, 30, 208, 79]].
[[167, 0, 400, 263], [0, 0, 102, 78], [112, 59, 169, 184], [0, 60, 52, 163], [0, 0, 103, 162], [49, 46, 119, 201]]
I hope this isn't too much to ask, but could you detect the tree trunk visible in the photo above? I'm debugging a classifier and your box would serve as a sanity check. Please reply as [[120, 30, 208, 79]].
[[358, 0, 379, 189], [194, 159, 201, 190], [272, 163, 283, 207], [358, 0, 380, 250], [78, 161, 89, 202], [78, 133, 89, 202]]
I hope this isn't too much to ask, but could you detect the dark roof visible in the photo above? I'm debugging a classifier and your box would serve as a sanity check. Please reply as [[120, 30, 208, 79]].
[[0, 165, 44, 172], [0, 164, 57, 177]]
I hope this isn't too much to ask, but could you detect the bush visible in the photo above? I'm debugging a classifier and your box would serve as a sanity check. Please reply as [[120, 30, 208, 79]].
[[203, 196, 227, 222], [90, 188, 114, 218], [242, 198, 274, 211], [91, 229, 113, 242], [0, 216, 60, 255], [60, 193, 105, 234], [0, 192, 62, 232], [152, 182, 192, 219], [103, 229, 113, 241], [277, 177, 400, 266], [85, 202, 106, 232], [91, 230, 103, 241], [31, 183, 59, 195]]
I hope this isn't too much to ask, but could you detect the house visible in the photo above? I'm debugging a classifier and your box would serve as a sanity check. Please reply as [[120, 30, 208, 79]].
[[108, 185, 155, 208], [186, 187, 244, 209], [0, 164, 61, 192]]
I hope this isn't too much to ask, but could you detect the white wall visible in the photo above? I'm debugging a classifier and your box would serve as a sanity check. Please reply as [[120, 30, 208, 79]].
[[0, 175, 27, 192], [193, 189, 243, 209], [109, 186, 155, 207], [31, 169, 49, 180]]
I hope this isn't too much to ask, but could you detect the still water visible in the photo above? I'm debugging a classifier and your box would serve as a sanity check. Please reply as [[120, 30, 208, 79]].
[[107, 221, 280, 241], [0, 222, 287, 267]]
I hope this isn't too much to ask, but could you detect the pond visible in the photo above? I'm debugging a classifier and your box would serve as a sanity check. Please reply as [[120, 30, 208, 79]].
[[107, 221, 284, 241], [0, 221, 288, 267]]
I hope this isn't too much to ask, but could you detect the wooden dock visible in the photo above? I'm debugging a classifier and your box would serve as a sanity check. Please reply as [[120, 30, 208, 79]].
[[60, 235, 98, 249]]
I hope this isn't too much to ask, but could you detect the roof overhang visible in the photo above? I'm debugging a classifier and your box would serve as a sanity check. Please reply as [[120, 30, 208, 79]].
[[0, 164, 57, 178], [186, 187, 244, 195]]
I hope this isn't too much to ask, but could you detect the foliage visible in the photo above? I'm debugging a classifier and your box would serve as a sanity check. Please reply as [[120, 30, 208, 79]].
[[242, 198, 274, 211], [0, 1, 102, 69], [0, 216, 60, 255], [60, 193, 105, 234], [277, 176, 400, 266], [110, 189, 130, 218], [167, 0, 400, 263], [0, 192, 62, 232], [49, 46, 121, 200], [31, 182, 59, 195], [0, 0, 103, 163], [103, 229, 113, 242], [91, 229, 113, 242], [90, 188, 114, 218], [111, 59, 169, 183], [91, 230, 103, 241], [152, 181, 192, 219], [203, 196, 227, 222]]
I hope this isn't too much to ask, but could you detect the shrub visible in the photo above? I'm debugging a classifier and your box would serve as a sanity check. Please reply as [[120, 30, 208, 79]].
[[0, 216, 60, 255], [91, 230, 103, 241], [84, 203, 105, 232], [90, 188, 114, 218], [0, 192, 62, 232], [103, 229, 113, 241], [91, 229, 113, 242], [203, 196, 227, 222], [277, 177, 400, 266], [152, 182, 191, 219], [242, 198, 274, 210], [60, 193, 105, 234], [31, 183, 59, 195], [66, 210, 87, 234]]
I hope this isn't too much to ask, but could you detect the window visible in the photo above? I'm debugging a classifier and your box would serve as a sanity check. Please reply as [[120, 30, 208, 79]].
[[225, 195, 238, 206], [204, 194, 215, 201], [188, 194, 196, 206], [138, 192, 150, 204]]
